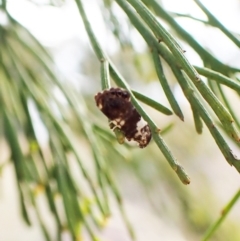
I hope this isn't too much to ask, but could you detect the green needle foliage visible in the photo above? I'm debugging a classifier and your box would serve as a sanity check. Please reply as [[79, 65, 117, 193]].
[[1, 3, 129, 241], [1, 0, 240, 241]]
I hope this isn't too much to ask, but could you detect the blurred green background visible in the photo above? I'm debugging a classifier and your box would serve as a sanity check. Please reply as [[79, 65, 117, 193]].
[[0, 0, 240, 241]]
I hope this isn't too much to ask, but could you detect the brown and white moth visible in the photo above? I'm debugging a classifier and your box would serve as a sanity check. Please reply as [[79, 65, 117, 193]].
[[94, 87, 151, 148]]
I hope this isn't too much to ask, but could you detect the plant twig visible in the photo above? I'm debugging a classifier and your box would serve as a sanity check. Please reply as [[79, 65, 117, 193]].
[[132, 90, 173, 116], [76, 0, 190, 184], [201, 189, 240, 241], [110, 64, 190, 184], [194, 66, 240, 93], [193, 0, 240, 48], [152, 47, 184, 120], [142, 0, 240, 73], [126, 0, 200, 81]]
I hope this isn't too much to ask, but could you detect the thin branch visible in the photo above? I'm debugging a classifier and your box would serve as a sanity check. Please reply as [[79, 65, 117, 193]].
[[152, 47, 184, 120], [201, 189, 240, 241], [109, 63, 190, 184], [194, 66, 240, 93], [142, 0, 240, 73], [75, 0, 190, 184], [126, 0, 200, 82], [132, 90, 173, 116], [193, 0, 240, 48]]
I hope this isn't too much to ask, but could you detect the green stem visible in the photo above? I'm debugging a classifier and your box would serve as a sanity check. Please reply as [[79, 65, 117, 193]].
[[126, 0, 200, 82], [76, 0, 190, 184], [178, 72, 240, 172], [120, 0, 239, 143], [158, 45, 240, 171], [216, 84, 240, 129], [115, 0, 183, 120], [100, 59, 111, 90], [142, 0, 239, 73], [201, 189, 240, 241], [194, 66, 240, 93], [110, 64, 190, 184], [194, 0, 240, 48], [75, 0, 106, 60], [151, 47, 184, 120], [191, 104, 203, 134], [132, 90, 173, 116], [169, 12, 209, 25]]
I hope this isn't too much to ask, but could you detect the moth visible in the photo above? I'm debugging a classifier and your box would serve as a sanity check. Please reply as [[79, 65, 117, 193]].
[[94, 87, 151, 148]]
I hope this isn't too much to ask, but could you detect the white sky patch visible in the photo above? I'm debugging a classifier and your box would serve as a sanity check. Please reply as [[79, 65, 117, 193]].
[[0, 9, 9, 26], [7, 0, 86, 46]]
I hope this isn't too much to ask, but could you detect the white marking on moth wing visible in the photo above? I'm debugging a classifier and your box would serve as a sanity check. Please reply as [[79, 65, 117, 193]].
[[120, 120, 125, 126], [98, 103, 103, 109], [134, 118, 148, 137], [109, 119, 121, 130], [115, 118, 120, 123]]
